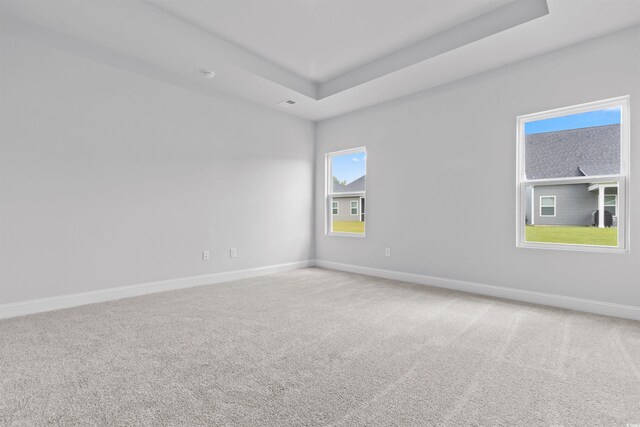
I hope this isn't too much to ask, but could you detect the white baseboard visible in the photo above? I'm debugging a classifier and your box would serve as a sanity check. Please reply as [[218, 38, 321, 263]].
[[0, 260, 313, 320], [314, 260, 640, 321], [4, 259, 638, 321]]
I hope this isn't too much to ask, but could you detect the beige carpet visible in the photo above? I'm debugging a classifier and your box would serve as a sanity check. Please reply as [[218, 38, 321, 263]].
[[1, 267, 639, 426]]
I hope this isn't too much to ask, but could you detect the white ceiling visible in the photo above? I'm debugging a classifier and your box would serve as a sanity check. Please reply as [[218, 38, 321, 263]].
[[2, 0, 640, 121], [147, 0, 513, 83]]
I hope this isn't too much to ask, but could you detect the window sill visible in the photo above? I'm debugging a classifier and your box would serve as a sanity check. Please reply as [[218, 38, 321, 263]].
[[517, 242, 628, 254], [327, 232, 366, 238]]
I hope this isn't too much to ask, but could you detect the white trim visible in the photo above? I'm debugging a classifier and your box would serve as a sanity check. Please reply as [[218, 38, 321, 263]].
[[325, 146, 367, 158], [539, 195, 556, 217], [0, 260, 313, 320], [332, 191, 365, 198], [587, 182, 618, 191], [314, 260, 640, 321], [515, 95, 630, 252], [5, 259, 638, 322], [530, 185, 535, 225], [598, 185, 606, 228], [516, 240, 627, 254], [350, 200, 359, 216], [326, 232, 366, 238], [332, 200, 339, 215], [526, 175, 623, 185]]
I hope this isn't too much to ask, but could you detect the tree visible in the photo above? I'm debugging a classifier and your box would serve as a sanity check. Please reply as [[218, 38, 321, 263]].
[[333, 176, 347, 187]]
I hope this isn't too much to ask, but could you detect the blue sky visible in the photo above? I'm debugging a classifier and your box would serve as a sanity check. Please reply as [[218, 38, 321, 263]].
[[525, 107, 621, 135], [332, 151, 366, 183]]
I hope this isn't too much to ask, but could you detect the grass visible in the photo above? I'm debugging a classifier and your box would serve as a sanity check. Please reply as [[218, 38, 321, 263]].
[[525, 225, 617, 246], [332, 220, 365, 234]]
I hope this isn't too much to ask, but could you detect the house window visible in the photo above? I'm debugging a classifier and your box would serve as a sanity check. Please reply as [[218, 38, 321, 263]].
[[326, 147, 366, 236], [604, 195, 617, 216], [350, 201, 359, 215], [540, 196, 556, 217], [517, 96, 629, 252]]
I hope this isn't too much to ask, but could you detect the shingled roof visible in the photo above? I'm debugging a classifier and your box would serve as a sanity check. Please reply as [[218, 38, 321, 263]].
[[334, 175, 365, 193], [525, 124, 620, 179]]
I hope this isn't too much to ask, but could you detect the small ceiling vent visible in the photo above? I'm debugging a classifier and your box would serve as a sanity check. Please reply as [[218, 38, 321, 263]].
[[277, 99, 297, 107]]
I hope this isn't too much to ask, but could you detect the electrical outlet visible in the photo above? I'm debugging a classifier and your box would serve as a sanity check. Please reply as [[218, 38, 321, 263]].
[[202, 250, 210, 261], [230, 248, 237, 258], [385, 248, 391, 257]]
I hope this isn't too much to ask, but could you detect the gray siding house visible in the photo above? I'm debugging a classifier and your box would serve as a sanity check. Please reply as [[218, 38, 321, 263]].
[[525, 124, 619, 227], [332, 175, 365, 222]]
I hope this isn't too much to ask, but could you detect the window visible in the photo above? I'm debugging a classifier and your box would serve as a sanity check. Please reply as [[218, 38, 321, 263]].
[[350, 201, 359, 215], [540, 196, 556, 217], [517, 96, 629, 252], [604, 194, 617, 216], [326, 147, 366, 236]]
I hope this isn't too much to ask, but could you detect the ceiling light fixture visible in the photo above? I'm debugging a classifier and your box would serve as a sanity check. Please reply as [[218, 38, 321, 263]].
[[200, 69, 215, 79]]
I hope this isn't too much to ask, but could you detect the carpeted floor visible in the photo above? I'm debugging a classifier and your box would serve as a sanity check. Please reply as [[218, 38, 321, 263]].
[[1, 267, 639, 426]]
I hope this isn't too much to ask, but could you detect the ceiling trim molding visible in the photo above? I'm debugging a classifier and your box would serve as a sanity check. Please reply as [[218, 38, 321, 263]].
[[2, 0, 638, 121], [143, 0, 318, 99], [143, 0, 549, 100], [318, 0, 549, 99]]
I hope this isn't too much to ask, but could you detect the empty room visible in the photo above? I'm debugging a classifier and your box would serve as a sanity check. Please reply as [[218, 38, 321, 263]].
[[1, 0, 640, 425]]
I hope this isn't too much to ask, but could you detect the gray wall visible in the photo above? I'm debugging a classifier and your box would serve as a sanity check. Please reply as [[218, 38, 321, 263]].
[[2, 20, 639, 313], [332, 196, 362, 222], [534, 184, 595, 226], [315, 26, 640, 307], [0, 33, 315, 304]]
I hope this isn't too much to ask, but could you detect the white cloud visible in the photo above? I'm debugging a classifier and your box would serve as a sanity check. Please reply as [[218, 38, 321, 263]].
[[352, 157, 360, 162]]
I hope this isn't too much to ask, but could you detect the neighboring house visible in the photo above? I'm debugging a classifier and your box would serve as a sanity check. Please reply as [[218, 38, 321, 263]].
[[332, 175, 365, 222], [525, 124, 619, 227]]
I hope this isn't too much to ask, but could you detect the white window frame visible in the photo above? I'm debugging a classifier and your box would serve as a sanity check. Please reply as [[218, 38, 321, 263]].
[[539, 196, 556, 217], [516, 96, 630, 253], [350, 200, 359, 216], [332, 201, 339, 215], [326, 147, 366, 237]]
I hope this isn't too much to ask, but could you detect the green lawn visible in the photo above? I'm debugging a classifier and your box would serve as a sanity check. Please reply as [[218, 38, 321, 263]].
[[526, 225, 617, 246], [333, 220, 365, 234]]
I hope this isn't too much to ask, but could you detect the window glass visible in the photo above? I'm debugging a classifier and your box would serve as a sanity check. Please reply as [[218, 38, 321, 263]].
[[327, 148, 366, 235], [524, 183, 618, 247], [525, 108, 621, 179], [523, 181, 619, 248], [604, 195, 617, 216], [517, 97, 627, 251], [540, 196, 555, 216], [331, 151, 366, 194]]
